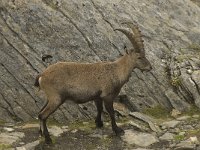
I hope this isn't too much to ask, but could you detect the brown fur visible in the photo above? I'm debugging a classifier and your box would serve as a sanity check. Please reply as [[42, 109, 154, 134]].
[[35, 23, 152, 144]]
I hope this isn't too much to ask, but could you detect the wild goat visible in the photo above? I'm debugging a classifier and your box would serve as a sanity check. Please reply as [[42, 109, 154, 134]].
[[34, 23, 152, 144]]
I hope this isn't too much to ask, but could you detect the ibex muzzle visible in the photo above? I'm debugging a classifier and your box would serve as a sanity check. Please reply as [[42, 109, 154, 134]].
[[35, 23, 152, 144]]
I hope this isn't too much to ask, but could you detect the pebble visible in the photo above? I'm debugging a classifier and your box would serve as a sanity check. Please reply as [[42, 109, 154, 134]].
[[3, 127, 14, 132]]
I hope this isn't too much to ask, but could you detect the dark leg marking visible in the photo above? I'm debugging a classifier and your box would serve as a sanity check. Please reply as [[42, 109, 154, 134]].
[[103, 97, 124, 136], [95, 99, 103, 128]]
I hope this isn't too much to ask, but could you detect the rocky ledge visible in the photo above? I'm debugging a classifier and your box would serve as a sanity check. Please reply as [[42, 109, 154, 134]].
[[1, 109, 200, 150]]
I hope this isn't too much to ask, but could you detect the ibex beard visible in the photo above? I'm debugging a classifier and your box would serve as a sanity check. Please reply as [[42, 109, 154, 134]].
[[34, 22, 152, 144]]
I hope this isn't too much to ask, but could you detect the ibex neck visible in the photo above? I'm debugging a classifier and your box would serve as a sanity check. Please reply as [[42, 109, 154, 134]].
[[115, 54, 136, 85]]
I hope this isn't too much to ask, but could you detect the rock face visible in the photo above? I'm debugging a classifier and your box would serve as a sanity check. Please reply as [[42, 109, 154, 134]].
[[0, 0, 200, 122]]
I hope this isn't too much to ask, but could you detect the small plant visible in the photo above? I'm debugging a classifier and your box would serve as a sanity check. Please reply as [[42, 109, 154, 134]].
[[171, 75, 182, 87], [174, 134, 184, 141]]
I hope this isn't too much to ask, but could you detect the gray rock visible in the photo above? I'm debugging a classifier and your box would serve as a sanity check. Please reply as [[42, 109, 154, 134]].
[[129, 120, 148, 131], [0, 132, 25, 145], [165, 90, 190, 112], [192, 115, 200, 118], [122, 129, 159, 147], [3, 127, 14, 132], [129, 112, 161, 133], [16, 140, 40, 150], [175, 139, 196, 150], [131, 148, 153, 150], [48, 126, 64, 137], [179, 132, 186, 136], [159, 132, 175, 141], [161, 120, 181, 128], [176, 116, 191, 121]]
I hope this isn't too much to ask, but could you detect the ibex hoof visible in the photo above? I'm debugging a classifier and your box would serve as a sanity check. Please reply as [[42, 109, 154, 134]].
[[45, 137, 52, 144], [95, 120, 103, 128], [114, 127, 125, 136]]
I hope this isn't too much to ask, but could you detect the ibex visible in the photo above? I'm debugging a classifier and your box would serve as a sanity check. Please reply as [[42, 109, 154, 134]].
[[34, 23, 152, 144]]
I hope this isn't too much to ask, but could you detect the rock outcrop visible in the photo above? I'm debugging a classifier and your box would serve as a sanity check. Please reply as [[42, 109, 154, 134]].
[[0, 0, 200, 122]]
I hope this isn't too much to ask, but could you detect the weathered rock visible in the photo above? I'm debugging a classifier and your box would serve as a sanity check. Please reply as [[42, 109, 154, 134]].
[[129, 112, 161, 133], [132, 148, 153, 150], [192, 114, 200, 118], [165, 90, 190, 112], [171, 109, 182, 118], [161, 120, 180, 129], [3, 127, 14, 132], [175, 139, 196, 150], [0, 132, 25, 145], [16, 140, 40, 150], [159, 132, 175, 141], [122, 129, 159, 147], [0, 0, 200, 122], [48, 126, 64, 137], [129, 120, 148, 131], [21, 123, 39, 129], [176, 116, 191, 121]]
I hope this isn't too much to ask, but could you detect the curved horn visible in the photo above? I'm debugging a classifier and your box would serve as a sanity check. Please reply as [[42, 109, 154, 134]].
[[114, 23, 145, 55]]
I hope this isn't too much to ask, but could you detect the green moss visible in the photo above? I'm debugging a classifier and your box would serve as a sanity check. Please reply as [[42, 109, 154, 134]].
[[117, 117, 130, 124], [174, 134, 184, 141], [47, 118, 63, 127], [68, 120, 95, 133], [142, 105, 170, 119], [0, 144, 12, 150], [0, 120, 6, 126]]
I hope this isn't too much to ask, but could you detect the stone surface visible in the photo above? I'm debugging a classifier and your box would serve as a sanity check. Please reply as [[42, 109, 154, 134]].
[[0, 0, 200, 123], [3, 127, 14, 132], [16, 140, 40, 150], [122, 129, 159, 147], [48, 126, 64, 137], [159, 132, 175, 141], [0, 132, 25, 145], [161, 120, 181, 128], [175, 139, 196, 150], [129, 112, 161, 133], [176, 116, 191, 121]]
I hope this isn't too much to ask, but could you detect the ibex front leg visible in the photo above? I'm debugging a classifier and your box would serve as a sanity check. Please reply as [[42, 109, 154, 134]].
[[103, 96, 124, 135], [95, 99, 103, 128]]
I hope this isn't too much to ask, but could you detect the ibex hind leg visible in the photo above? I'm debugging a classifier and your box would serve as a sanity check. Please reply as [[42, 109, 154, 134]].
[[38, 96, 63, 144], [94, 99, 103, 128], [38, 101, 48, 136], [103, 97, 124, 136]]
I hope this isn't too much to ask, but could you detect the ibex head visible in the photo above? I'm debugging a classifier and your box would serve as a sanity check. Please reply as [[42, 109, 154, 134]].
[[115, 23, 152, 72]]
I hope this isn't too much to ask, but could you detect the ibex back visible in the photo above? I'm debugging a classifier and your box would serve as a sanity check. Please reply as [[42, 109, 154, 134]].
[[35, 23, 152, 144]]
